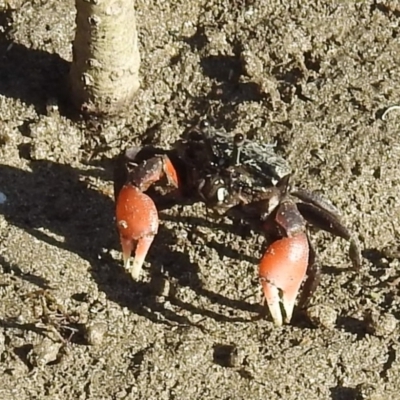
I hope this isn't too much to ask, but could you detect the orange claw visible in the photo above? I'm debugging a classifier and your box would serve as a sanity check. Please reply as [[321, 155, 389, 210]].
[[115, 184, 159, 280], [259, 232, 309, 326]]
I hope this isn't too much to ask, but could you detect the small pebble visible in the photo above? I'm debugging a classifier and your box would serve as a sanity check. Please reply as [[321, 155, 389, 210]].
[[0, 191, 7, 205], [27, 338, 62, 367], [85, 321, 107, 346], [306, 304, 338, 329], [364, 309, 397, 337]]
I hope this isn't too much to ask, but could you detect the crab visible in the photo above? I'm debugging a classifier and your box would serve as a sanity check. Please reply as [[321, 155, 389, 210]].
[[113, 122, 361, 326]]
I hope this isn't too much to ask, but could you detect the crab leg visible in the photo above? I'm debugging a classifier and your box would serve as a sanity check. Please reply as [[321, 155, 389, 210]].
[[115, 154, 179, 280], [258, 232, 309, 326], [297, 235, 320, 310], [295, 196, 361, 270]]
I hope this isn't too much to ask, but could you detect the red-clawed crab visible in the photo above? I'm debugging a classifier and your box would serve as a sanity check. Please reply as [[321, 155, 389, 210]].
[[113, 122, 361, 326]]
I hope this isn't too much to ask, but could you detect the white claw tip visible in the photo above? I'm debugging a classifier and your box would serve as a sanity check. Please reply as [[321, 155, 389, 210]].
[[123, 255, 143, 280], [130, 259, 143, 280]]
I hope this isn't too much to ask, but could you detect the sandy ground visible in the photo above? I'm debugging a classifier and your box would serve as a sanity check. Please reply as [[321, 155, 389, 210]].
[[0, 1, 400, 399]]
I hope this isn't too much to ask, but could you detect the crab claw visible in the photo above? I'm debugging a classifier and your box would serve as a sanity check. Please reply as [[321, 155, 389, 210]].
[[259, 232, 309, 326], [115, 184, 159, 280]]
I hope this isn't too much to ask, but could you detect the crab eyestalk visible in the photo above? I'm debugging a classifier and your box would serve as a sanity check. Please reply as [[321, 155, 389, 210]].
[[259, 233, 309, 326], [115, 184, 159, 280], [231, 133, 246, 166]]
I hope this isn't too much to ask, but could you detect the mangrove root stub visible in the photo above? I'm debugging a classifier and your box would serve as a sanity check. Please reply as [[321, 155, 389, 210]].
[[70, 0, 140, 117]]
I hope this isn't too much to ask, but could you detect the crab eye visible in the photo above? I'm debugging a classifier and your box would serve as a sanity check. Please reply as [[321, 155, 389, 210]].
[[199, 120, 210, 130], [216, 187, 228, 203], [234, 133, 245, 147]]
